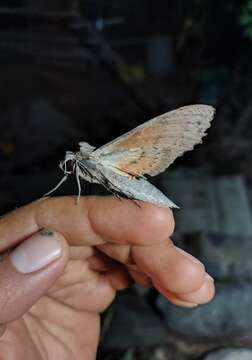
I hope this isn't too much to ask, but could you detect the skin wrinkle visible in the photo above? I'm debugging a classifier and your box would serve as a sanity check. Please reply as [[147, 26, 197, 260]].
[[27, 297, 98, 360], [34, 197, 102, 247], [96, 243, 133, 265], [93, 245, 152, 287], [0, 280, 12, 319], [16, 317, 43, 360], [46, 254, 115, 314], [105, 266, 131, 290], [88, 251, 118, 272], [86, 200, 105, 247], [125, 246, 134, 265], [153, 282, 199, 307], [0, 211, 35, 252], [127, 268, 152, 287], [23, 313, 46, 360], [0, 326, 6, 338], [76, 199, 106, 246], [47, 283, 99, 313], [26, 312, 74, 360], [36, 199, 60, 233], [49, 280, 112, 315], [0, 256, 25, 319], [49, 262, 89, 294], [40, 311, 98, 360]]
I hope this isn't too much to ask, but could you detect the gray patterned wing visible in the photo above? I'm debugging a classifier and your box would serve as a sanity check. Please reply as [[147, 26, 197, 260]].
[[91, 105, 215, 177]]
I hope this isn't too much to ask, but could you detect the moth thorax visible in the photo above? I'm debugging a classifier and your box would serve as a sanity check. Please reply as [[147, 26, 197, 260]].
[[78, 142, 96, 156]]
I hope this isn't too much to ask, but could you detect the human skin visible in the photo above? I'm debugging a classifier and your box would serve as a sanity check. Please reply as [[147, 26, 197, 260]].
[[0, 196, 214, 359]]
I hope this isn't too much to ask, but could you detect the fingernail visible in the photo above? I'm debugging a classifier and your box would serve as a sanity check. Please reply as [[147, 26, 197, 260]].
[[175, 246, 204, 266], [10, 229, 62, 274], [183, 303, 199, 308]]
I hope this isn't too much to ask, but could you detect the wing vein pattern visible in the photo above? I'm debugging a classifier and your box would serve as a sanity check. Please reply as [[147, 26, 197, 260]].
[[91, 105, 215, 177]]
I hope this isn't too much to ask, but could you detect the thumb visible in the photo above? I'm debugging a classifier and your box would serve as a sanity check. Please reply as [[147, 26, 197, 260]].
[[0, 229, 69, 334]]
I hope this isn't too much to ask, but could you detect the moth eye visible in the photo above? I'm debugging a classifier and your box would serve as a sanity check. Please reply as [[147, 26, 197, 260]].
[[65, 159, 75, 173]]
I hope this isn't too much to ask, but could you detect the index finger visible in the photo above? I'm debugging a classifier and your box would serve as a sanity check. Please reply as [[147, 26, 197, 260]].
[[0, 196, 174, 251]]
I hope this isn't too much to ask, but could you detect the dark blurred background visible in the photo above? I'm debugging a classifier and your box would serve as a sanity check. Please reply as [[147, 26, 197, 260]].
[[2, 1, 252, 359]]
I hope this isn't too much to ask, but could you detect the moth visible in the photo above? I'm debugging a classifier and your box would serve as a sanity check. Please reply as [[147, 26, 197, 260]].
[[45, 104, 215, 208]]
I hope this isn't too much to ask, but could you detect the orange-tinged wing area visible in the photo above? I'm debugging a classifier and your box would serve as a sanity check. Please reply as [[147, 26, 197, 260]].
[[92, 105, 215, 177]]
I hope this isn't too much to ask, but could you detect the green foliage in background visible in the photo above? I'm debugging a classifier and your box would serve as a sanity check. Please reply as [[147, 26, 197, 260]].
[[240, 0, 252, 39]]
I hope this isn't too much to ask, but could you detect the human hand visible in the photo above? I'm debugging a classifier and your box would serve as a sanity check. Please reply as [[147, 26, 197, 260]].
[[0, 196, 214, 359]]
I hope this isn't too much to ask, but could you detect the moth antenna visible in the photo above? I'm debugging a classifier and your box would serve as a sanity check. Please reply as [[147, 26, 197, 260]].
[[44, 174, 68, 197]]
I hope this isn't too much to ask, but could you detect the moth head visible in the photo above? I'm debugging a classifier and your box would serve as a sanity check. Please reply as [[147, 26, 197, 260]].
[[44, 151, 80, 198], [59, 151, 77, 175]]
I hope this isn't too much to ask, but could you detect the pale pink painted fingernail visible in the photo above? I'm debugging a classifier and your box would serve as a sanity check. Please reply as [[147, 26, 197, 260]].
[[183, 303, 199, 308], [10, 229, 62, 274], [174, 246, 204, 266]]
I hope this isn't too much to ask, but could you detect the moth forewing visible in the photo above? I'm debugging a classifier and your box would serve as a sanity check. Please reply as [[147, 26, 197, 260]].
[[46, 104, 215, 208], [97, 164, 179, 208], [92, 104, 215, 177]]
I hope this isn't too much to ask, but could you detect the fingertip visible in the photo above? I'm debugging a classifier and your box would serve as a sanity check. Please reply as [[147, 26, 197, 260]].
[[153, 280, 199, 308], [136, 202, 175, 242], [184, 273, 215, 304], [10, 229, 69, 274], [147, 244, 206, 295], [174, 259, 206, 294], [167, 273, 215, 306], [0, 229, 69, 324], [50, 230, 70, 269]]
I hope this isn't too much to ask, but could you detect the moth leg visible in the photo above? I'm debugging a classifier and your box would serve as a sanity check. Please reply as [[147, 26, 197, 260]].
[[97, 172, 142, 208], [132, 199, 142, 208], [75, 166, 82, 205], [101, 181, 123, 201], [104, 178, 141, 207], [124, 194, 142, 208], [125, 172, 146, 181], [102, 174, 143, 208], [97, 174, 124, 201], [115, 193, 142, 208], [114, 193, 123, 202]]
